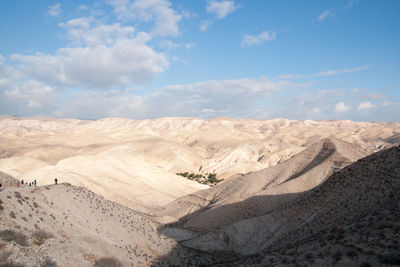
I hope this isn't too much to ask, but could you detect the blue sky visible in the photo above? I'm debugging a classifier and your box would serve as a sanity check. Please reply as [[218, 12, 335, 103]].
[[0, 0, 399, 121]]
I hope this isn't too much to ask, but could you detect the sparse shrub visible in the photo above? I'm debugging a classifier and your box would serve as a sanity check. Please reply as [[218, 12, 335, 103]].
[[32, 230, 53, 246], [304, 252, 314, 260], [346, 249, 357, 258], [9, 212, 15, 219], [359, 262, 372, 267], [0, 230, 28, 246], [14, 192, 22, 199], [0, 250, 11, 262], [41, 259, 58, 267], [378, 253, 400, 265], [94, 257, 123, 267], [0, 262, 25, 267], [333, 251, 342, 262]]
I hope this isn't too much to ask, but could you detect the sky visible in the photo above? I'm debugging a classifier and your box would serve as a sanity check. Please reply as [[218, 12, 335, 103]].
[[0, 0, 399, 121]]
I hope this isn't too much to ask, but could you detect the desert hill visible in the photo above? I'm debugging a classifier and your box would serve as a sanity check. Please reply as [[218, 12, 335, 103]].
[[157, 137, 366, 224], [0, 181, 217, 266], [159, 145, 400, 266], [0, 116, 399, 211], [0, 145, 398, 266]]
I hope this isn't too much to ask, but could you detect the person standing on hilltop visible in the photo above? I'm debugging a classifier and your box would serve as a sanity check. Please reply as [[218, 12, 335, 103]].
[[21, 179, 24, 186], [34, 179, 37, 186], [17, 180, 20, 187], [54, 178, 58, 185]]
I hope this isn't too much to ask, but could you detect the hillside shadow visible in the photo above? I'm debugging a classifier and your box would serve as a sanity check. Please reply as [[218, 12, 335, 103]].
[[153, 191, 302, 266], [284, 140, 336, 183]]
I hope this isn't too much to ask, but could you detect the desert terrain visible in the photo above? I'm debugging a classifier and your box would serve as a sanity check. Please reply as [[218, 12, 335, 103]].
[[0, 116, 399, 266]]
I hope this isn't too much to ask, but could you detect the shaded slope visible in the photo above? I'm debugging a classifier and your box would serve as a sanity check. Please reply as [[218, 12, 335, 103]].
[[162, 145, 400, 261], [158, 137, 366, 226]]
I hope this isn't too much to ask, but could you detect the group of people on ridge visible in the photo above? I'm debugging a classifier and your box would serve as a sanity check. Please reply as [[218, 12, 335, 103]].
[[0, 178, 59, 191], [16, 179, 37, 187]]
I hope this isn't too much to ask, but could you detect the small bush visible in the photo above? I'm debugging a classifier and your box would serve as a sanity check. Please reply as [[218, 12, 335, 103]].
[[94, 257, 123, 267], [32, 230, 53, 246], [0, 262, 25, 267], [378, 253, 400, 265], [0, 250, 11, 262], [9, 212, 15, 219], [41, 259, 58, 267], [0, 230, 28, 246]]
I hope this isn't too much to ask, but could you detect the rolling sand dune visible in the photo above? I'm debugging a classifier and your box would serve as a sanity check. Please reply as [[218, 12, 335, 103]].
[[0, 116, 399, 211]]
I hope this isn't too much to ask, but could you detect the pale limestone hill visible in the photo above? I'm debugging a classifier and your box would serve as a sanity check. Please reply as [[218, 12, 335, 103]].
[[157, 137, 366, 225], [0, 182, 218, 267], [159, 145, 400, 267], [0, 116, 399, 212], [0, 146, 399, 266]]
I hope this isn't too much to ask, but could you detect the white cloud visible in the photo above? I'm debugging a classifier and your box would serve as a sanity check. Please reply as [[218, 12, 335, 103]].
[[206, 0, 238, 19], [278, 65, 370, 79], [11, 21, 168, 89], [160, 40, 195, 50], [316, 65, 369, 76], [357, 101, 373, 110], [0, 57, 57, 115], [52, 76, 309, 119], [199, 20, 214, 32], [60, 18, 135, 47], [106, 0, 182, 37], [335, 101, 352, 113], [241, 31, 276, 47], [318, 10, 333, 22], [48, 3, 61, 17], [5, 80, 56, 109]]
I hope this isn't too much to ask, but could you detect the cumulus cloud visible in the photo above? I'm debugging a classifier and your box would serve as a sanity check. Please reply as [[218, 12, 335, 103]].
[[318, 10, 333, 22], [106, 0, 182, 37], [59, 18, 135, 47], [206, 0, 238, 19], [0, 56, 57, 116], [357, 101, 373, 110], [48, 3, 61, 17], [241, 31, 276, 47], [335, 101, 352, 113], [4, 80, 56, 109], [11, 20, 168, 89], [51, 77, 310, 119]]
